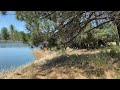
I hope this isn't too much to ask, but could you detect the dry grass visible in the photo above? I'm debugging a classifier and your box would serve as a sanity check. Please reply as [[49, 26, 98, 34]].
[[1, 47, 120, 79]]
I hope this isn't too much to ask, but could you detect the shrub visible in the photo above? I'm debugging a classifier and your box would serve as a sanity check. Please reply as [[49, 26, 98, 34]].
[[109, 45, 120, 58]]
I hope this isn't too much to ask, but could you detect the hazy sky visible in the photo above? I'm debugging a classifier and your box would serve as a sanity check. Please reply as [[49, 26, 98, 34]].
[[0, 11, 27, 33]]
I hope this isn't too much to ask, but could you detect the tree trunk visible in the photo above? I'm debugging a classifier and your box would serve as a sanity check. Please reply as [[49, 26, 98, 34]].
[[117, 25, 120, 45]]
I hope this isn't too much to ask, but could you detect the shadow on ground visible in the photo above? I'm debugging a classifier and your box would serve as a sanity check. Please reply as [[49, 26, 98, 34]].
[[32, 50, 120, 78], [36, 51, 117, 78], [42, 53, 104, 68]]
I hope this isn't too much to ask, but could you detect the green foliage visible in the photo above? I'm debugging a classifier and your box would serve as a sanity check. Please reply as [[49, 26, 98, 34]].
[[0, 25, 29, 44], [1, 11, 120, 49], [14, 11, 93, 48], [18, 31, 27, 43], [47, 37, 57, 49], [27, 30, 46, 47], [10, 24, 15, 40], [70, 23, 119, 49], [109, 45, 120, 58], [94, 24, 119, 42], [13, 30, 19, 41], [1, 27, 10, 40]]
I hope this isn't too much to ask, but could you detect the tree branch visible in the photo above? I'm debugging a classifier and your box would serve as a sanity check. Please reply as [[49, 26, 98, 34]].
[[84, 20, 112, 33]]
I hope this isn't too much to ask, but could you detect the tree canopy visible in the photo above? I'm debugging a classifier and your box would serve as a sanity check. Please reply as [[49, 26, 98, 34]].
[[1, 11, 120, 49]]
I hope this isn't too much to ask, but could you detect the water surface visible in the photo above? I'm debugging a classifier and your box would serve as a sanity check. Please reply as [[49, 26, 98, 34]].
[[0, 42, 35, 71]]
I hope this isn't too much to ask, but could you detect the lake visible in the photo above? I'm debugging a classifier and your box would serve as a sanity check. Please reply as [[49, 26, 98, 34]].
[[0, 42, 35, 71]]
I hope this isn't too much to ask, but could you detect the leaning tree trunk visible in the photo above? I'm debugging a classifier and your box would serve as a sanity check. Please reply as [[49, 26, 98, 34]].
[[116, 24, 120, 46]]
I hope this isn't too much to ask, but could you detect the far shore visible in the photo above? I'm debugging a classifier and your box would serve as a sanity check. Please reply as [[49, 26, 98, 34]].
[[0, 40, 22, 43]]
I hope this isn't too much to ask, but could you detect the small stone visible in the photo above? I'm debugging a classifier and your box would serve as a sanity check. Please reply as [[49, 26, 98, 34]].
[[15, 73, 22, 75]]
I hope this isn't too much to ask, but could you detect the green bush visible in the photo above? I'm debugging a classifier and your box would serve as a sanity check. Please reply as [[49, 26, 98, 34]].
[[109, 46, 120, 58]]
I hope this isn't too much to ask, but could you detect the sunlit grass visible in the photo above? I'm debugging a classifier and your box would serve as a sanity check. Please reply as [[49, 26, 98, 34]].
[[1, 46, 120, 79]]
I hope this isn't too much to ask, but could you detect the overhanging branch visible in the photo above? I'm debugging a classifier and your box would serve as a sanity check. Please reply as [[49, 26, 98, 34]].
[[84, 20, 112, 33]]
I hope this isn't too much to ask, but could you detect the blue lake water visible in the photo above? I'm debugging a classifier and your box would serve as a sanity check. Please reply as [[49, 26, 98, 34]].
[[0, 42, 35, 71]]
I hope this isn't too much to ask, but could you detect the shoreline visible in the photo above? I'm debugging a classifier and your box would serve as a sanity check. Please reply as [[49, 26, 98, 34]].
[[0, 48, 120, 79]]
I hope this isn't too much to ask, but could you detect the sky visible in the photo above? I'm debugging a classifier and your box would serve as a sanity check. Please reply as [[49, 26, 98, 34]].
[[0, 11, 27, 33]]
